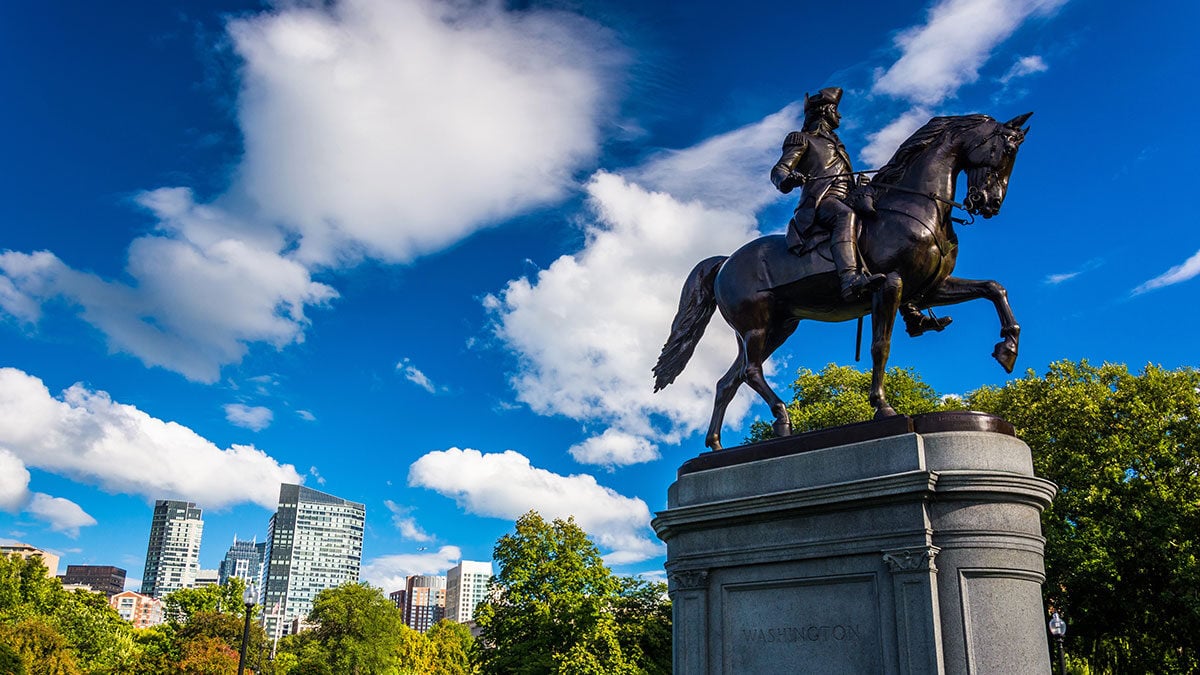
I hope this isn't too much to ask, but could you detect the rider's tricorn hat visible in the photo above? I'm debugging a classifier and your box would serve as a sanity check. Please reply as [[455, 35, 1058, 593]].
[[804, 87, 843, 114]]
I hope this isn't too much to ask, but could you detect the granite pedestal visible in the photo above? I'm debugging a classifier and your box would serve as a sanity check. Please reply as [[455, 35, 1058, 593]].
[[651, 412, 1056, 674]]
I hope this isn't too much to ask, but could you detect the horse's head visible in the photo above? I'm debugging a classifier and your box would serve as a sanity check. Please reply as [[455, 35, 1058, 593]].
[[961, 113, 1031, 219]]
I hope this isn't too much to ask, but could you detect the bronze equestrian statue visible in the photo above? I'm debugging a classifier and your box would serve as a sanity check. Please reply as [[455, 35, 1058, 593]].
[[653, 103, 1032, 450]]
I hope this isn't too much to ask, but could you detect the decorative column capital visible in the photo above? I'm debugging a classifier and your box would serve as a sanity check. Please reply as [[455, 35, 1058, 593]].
[[668, 569, 709, 592], [883, 546, 940, 573]]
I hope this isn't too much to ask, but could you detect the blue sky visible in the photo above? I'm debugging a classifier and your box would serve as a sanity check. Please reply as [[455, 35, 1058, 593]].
[[1, 0, 1197, 592]]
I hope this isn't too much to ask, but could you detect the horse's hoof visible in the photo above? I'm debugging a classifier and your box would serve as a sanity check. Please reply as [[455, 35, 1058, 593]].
[[874, 406, 898, 419], [992, 341, 1017, 373], [773, 419, 792, 438]]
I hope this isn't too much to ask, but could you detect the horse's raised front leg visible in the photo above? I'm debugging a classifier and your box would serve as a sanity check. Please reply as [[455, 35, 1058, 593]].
[[919, 276, 1020, 373], [869, 273, 904, 418]]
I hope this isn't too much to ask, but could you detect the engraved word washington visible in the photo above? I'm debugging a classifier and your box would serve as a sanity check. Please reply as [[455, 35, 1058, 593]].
[[742, 625, 863, 643]]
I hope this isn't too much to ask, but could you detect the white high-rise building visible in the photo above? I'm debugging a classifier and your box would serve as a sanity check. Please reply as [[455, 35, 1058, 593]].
[[261, 484, 365, 637], [446, 560, 493, 624], [140, 500, 204, 598]]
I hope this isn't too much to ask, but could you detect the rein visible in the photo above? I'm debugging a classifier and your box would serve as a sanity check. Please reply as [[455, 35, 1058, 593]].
[[803, 168, 978, 225]]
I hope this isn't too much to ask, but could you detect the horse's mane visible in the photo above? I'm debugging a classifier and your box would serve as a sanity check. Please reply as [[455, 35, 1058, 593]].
[[872, 114, 993, 184]]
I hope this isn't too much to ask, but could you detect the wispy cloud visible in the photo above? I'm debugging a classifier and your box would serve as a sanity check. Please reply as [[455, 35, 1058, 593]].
[[383, 500, 434, 542], [1000, 55, 1049, 84], [296, 410, 317, 422], [865, 0, 1066, 163], [224, 403, 274, 431], [397, 358, 440, 394], [1044, 258, 1104, 285], [308, 466, 327, 486], [873, 0, 1067, 106], [1133, 249, 1200, 295]]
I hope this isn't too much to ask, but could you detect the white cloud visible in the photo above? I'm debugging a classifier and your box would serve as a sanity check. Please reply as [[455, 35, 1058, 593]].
[[397, 358, 438, 394], [569, 428, 659, 469], [0, 449, 31, 512], [0, 200, 337, 383], [627, 105, 802, 213], [872, 0, 1067, 106], [224, 403, 274, 431], [229, 0, 621, 266], [296, 410, 317, 422], [383, 500, 434, 542], [409, 447, 662, 564], [1045, 272, 1078, 284], [486, 171, 764, 455], [308, 466, 327, 486], [26, 493, 96, 538], [1133, 249, 1200, 295], [0, 0, 620, 383], [360, 545, 462, 592], [860, 107, 932, 168], [0, 368, 303, 510], [1000, 55, 1049, 84]]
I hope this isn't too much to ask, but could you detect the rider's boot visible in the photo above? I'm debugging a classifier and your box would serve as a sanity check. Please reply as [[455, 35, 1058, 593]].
[[832, 240, 884, 301], [901, 303, 953, 337]]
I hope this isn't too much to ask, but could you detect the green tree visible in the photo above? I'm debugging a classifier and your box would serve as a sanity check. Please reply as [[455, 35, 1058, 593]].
[[746, 363, 963, 441], [0, 617, 80, 675], [612, 578, 671, 675], [968, 360, 1200, 673], [474, 511, 639, 675], [0, 641, 23, 675], [394, 625, 434, 675], [306, 582, 403, 675], [425, 619, 473, 675], [177, 635, 238, 675], [164, 578, 248, 624]]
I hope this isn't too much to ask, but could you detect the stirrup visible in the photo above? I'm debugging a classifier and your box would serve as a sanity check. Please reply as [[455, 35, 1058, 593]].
[[840, 272, 885, 300]]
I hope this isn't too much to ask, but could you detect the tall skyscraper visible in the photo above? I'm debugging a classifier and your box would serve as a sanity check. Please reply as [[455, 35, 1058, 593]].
[[261, 484, 365, 637], [218, 536, 266, 587], [446, 560, 493, 624], [141, 500, 204, 598], [404, 575, 446, 633]]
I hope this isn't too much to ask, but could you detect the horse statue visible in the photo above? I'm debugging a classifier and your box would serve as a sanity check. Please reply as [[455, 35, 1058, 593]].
[[653, 112, 1032, 450]]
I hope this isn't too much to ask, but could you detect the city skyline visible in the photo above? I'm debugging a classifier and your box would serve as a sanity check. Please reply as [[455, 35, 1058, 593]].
[[1, 0, 1197, 590]]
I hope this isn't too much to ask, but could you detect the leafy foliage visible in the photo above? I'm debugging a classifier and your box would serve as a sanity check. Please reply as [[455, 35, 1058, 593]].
[[746, 363, 963, 441], [306, 582, 405, 675], [0, 617, 81, 675], [474, 511, 668, 675]]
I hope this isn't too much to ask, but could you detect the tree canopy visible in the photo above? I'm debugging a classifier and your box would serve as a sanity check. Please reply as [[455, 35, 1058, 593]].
[[474, 511, 669, 675]]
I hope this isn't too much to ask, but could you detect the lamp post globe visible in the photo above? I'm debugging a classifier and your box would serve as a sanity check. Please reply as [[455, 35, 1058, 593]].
[[1048, 611, 1067, 675], [238, 583, 256, 675]]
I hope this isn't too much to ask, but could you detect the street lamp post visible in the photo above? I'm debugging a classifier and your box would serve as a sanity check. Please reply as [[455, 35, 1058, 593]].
[[1048, 611, 1067, 675], [238, 583, 256, 675]]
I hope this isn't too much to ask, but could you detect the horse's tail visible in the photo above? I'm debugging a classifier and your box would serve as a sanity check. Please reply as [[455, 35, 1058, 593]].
[[653, 255, 727, 392]]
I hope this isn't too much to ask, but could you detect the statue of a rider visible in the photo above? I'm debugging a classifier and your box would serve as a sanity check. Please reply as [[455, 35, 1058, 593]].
[[771, 87, 884, 301]]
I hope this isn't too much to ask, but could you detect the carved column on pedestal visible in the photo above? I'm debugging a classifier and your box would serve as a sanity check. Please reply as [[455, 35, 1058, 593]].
[[884, 546, 944, 674], [668, 569, 709, 674]]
